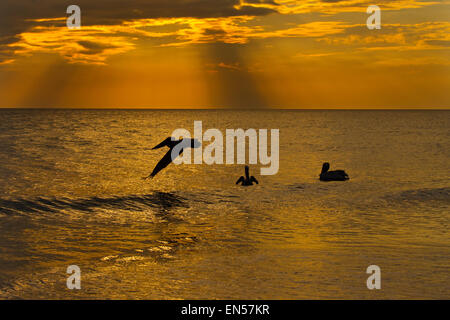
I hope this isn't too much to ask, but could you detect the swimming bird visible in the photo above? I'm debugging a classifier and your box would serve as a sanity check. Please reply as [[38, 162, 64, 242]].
[[143, 137, 201, 179], [236, 166, 259, 186], [319, 162, 349, 181]]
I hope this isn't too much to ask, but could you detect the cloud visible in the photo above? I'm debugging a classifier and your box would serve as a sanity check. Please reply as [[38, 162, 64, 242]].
[[0, 0, 447, 65], [275, 0, 440, 14], [0, 0, 278, 64], [319, 22, 450, 49], [5, 16, 355, 64]]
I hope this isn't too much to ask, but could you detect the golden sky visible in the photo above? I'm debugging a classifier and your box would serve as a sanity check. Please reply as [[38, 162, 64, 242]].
[[0, 0, 449, 108]]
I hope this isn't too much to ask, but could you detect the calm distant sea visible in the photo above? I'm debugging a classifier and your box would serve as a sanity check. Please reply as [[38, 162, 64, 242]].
[[0, 109, 448, 299]]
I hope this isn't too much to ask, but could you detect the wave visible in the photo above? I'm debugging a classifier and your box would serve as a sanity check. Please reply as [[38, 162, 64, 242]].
[[0, 192, 188, 216], [382, 187, 450, 204]]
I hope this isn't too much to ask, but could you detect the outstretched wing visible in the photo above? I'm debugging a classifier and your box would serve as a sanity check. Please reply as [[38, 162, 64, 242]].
[[152, 137, 175, 150], [146, 148, 178, 179], [236, 176, 244, 185], [250, 176, 259, 184]]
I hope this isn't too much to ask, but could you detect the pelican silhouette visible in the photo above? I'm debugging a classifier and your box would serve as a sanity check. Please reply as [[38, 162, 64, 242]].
[[236, 166, 259, 186], [319, 162, 349, 181], [143, 137, 201, 179]]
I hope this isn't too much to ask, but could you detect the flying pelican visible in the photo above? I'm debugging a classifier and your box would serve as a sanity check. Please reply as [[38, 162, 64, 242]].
[[319, 162, 349, 181], [236, 166, 259, 186], [143, 137, 201, 179]]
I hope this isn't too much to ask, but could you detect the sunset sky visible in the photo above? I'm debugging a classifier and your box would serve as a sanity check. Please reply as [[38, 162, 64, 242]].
[[0, 0, 449, 108]]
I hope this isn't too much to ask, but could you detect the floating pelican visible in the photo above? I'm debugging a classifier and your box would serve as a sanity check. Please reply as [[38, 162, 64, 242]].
[[236, 166, 259, 186], [319, 162, 349, 181], [143, 137, 201, 179]]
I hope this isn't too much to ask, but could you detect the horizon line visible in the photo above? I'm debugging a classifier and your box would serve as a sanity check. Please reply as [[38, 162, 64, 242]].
[[0, 107, 449, 111]]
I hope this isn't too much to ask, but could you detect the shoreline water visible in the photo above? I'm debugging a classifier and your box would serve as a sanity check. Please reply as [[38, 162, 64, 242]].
[[0, 110, 448, 299]]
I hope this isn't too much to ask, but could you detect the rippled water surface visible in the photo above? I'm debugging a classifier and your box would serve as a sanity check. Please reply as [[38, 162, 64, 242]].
[[0, 110, 448, 299]]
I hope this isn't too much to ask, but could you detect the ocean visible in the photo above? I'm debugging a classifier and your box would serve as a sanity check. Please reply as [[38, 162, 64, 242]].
[[0, 109, 448, 299]]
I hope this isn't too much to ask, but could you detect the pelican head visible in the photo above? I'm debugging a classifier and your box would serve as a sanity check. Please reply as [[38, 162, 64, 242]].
[[321, 162, 330, 174]]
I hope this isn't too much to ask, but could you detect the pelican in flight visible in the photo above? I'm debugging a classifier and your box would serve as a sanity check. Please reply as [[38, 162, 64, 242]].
[[319, 162, 349, 181], [143, 137, 201, 179], [236, 166, 259, 186]]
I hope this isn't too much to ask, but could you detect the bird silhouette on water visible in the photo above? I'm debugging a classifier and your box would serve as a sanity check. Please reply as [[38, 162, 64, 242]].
[[319, 162, 349, 181], [236, 166, 259, 186], [143, 137, 201, 179]]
